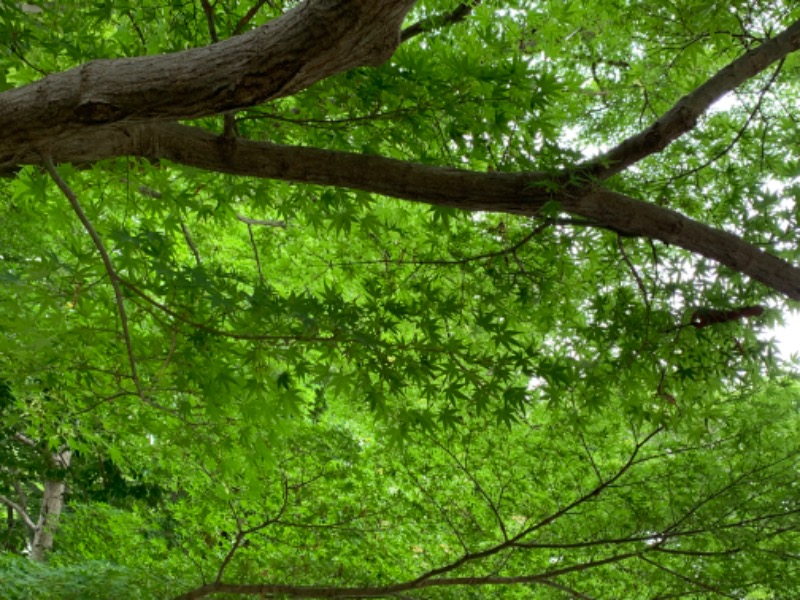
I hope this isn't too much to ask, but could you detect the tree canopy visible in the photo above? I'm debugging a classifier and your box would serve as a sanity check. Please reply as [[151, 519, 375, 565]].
[[1, 1, 799, 598]]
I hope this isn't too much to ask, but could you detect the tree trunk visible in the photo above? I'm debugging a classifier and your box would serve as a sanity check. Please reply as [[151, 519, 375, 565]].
[[29, 449, 71, 562]]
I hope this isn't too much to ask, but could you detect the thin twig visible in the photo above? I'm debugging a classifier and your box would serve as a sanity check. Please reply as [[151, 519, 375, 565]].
[[246, 223, 265, 286], [238, 106, 415, 127], [180, 221, 203, 265], [428, 434, 509, 541], [124, 10, 147, 47], [118, 276, 339, 343], [539, 578, 596, 600], [402, 1, 482, 42], [325, 223, 548, 269], [616, 235, 651, 318], [233, 0, 275, 36], [215, 478, 289, 583], [200, 0, 219, 42], [43, 156, 145, 402], [639, 555, 735, 596], [11, 479, 29, 517], [236, 214, 286, 228]]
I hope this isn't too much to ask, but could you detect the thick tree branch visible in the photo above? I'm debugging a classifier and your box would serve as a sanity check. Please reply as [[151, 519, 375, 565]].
[[562, 190, 800, 300], [0, 0, 415, 160], [582, 16, 800, 179], [11, 122, 553, 211], [1, 3, 798, 301], [21, 122, 800, 299]]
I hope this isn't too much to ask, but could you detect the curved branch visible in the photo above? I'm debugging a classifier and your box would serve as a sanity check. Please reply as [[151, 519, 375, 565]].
[[0, 494, 36, 531]]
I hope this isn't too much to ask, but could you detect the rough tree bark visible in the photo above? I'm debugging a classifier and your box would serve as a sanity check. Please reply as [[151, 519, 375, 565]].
[[0, 0, 415, 156], [1, 0, 800, 298]]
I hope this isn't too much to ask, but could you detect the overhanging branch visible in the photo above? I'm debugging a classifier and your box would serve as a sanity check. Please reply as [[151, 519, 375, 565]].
[[0, 0, 415, 160], [581, 16, 800, 179], [1, 2, 799, 301], [18, 122, 800, 299]]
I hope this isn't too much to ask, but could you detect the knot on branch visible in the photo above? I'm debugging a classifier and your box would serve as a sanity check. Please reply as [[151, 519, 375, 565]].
[[74, 101, 123, 124]]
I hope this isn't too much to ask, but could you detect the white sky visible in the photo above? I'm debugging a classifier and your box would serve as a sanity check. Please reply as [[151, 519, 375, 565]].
[[774, 311, 800, 360]]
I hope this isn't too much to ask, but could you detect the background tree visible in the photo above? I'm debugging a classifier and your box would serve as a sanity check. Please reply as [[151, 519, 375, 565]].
[[0, 0, 799, 598]]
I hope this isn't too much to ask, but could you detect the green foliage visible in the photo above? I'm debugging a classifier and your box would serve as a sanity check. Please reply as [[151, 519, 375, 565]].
[[0, 553, 173, 600], [1, 0, 800, 598]]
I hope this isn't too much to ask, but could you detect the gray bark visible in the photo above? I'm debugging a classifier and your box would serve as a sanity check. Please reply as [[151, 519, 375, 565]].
[[29, 449, 71, 562]]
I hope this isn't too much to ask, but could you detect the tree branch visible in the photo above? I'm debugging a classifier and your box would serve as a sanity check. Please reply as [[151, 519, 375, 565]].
[[215, 479, 290, 584], [233, 0, 276, 36], [43, 157, 146, 402], [404, 429, 660, 588], [638, 555, 733, 596], [174, 550, 643, 599], [0, 0, 416, 158], [563, 189, 800, 299], [180, 221, 203, 265], [0, 494, 36, 531], [401, 1, 481, 42], [1, 5, 799, 301], [581, 16, 800, 179], [200, 0, 219, 43], [13, 432, 37, 447], [245, 222, 265, 286], [25, 122, 800, 299], [236, 214, 287, 228], [668, 57, 785, 182]]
